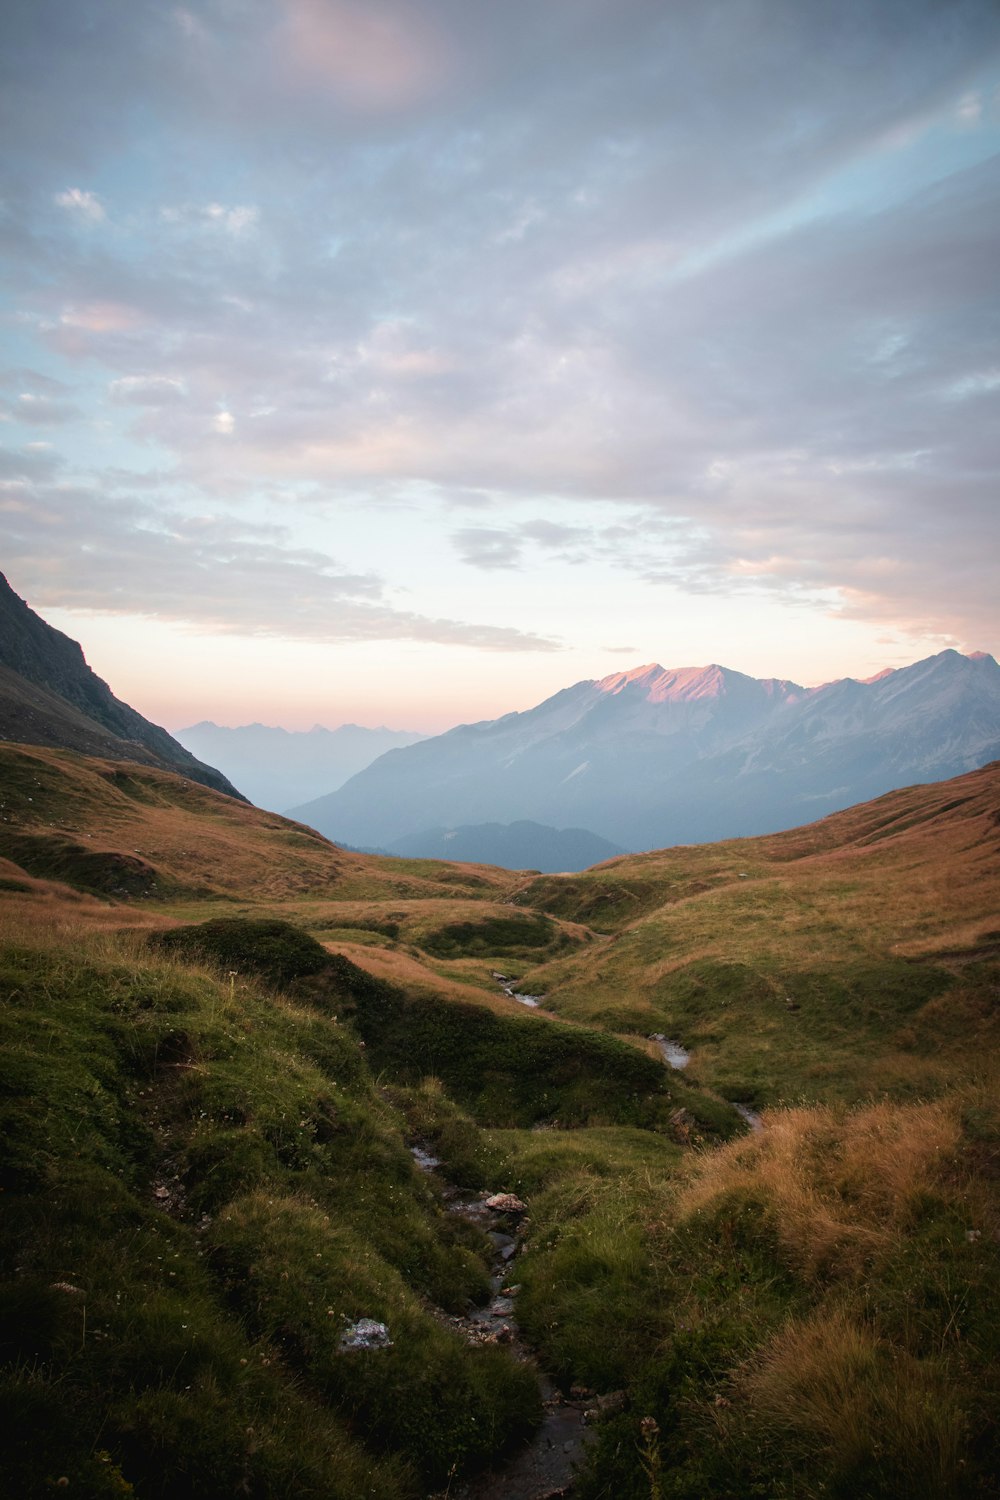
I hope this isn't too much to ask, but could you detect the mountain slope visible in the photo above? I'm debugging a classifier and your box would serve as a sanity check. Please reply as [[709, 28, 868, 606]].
[[0, 572, 244, 800], [0, 741, 509, 906], [290, 652, 1000, 851], [174, 720, 425, 813], [3, 745, 998, 1499], [508, 758, 1000, 1105]]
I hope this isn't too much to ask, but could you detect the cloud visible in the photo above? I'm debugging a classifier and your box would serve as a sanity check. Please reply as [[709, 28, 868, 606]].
[[453, 517, 615, 572], [0, 369, 82, 426], [0, 442, 62, 479], [1, 0, 998, 660], [109, 375, 188, 406], [54, 187, 104, 221], [279, 0, 453, 113], [12, 392, 81, 425], [451, 527, 524, 570], [160, 202, 259, 234], [58, 302, 145, 334], [0, 468, 558, 652]]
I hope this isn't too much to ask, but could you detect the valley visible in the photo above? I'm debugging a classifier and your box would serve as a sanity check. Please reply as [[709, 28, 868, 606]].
[[1, 737, 998, 1497]]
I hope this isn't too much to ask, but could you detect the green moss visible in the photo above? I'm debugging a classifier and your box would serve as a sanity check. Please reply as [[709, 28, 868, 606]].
[[153, 917, 334, 989], [421, 911, 567, 958]]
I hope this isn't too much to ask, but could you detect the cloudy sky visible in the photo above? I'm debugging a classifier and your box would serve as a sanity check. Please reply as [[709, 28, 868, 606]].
[[1, 0, 998, 733]]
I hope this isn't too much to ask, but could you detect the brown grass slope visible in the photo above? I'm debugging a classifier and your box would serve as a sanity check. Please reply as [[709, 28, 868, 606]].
[[511, 762, 1000, 1105], [2, 740, 997, 1112], [0, 742, 513, 910]]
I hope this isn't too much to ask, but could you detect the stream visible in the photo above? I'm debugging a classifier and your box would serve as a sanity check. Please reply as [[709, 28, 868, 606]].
[[490, 977, 763, 1135], [411, 1148, 597, 1499], [649, 1033, 763, 1132], [492, 970, 543, 1007], [401, 985, 764, 1493]]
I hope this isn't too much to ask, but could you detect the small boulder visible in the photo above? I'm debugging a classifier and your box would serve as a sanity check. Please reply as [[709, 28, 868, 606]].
[[485, 1192, 527, 1214], [339, 1318, 392, 1351]]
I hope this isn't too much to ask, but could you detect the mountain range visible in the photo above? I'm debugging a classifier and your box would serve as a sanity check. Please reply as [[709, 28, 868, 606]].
[[0, 573, 244, 801], [288, 652, 1000, 854], [174, 720, 425, 813]]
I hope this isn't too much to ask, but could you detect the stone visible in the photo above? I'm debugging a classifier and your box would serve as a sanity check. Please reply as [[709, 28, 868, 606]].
[[485, 1192, 527, 1214], [338, 1318, 393, 1351]]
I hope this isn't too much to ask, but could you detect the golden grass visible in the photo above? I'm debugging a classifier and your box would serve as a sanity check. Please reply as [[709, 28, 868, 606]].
[[726, 1307, 967, 1495], [677, 1097, 965, 1279], [323, 938, 521, 1010], [507, 764, 1000, 1107], [0, 882, 171, 937], [0, 742, 513, 906]]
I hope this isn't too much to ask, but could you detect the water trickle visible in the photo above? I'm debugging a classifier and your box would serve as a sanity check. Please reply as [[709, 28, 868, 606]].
[[649, 1033, 690, 1069], [732, 1101, 763, 1133]]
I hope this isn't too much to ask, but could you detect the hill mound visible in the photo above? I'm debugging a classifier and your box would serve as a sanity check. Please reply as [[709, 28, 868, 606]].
[[386, 818, 626, 872], [0, 742, 510, 906], [506, 761, 1000, 1106]]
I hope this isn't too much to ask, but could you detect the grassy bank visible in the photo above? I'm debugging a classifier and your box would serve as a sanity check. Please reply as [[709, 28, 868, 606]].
[[0, 914, 539, 1498], [500, 1088, 1000, 1498], [154, 918, 735, 1134]]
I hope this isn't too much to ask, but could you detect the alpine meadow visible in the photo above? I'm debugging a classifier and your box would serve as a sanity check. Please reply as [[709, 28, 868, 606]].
[[2, 1, 1000, 1496]]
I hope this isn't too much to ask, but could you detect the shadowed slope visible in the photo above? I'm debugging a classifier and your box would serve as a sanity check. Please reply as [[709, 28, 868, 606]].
[[0, 572, 244, 800]]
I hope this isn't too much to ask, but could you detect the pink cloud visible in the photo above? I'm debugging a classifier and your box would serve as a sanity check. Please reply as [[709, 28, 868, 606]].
[[280, 0, 451, 112], [59, 301, 144, 333]]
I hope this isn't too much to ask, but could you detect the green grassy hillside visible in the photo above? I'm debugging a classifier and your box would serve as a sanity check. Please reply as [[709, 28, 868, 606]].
[[511, 762, 1000, 1106], [1, 744, 998, 1498], [0, 915, 538, 1498]]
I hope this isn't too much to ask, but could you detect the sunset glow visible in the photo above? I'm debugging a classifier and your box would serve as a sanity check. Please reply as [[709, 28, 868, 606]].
[[1, 2, 997, 734]]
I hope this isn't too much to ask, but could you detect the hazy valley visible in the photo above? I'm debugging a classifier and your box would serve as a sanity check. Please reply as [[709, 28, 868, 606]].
[[173, 721, 426, 815]]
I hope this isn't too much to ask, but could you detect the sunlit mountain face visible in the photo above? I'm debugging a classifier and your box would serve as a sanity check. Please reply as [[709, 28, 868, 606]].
[[288, 651, 1000, 854]]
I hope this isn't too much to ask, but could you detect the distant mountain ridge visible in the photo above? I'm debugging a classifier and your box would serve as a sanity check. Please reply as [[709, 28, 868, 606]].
[[0, 573, 244, 800], [174, 720, 426, 813], [288, 651, 1000, 852]]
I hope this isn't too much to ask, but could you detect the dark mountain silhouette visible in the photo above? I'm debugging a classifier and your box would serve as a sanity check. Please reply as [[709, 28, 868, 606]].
[[0, 573, 245, 800]]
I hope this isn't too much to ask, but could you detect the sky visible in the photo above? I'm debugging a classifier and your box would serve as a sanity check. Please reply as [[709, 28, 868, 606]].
[[1, 0, 998, 734]]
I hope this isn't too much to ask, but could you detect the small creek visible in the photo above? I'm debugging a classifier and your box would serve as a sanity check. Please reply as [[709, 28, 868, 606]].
[[489, 978, 762, 1135], [649, 1032, 690, 1069], [411, 1147, 596, 1499], [649, 1033, 763, 1133], [492, 971, 543, 1008], [732, 1101, 763, 1131]]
